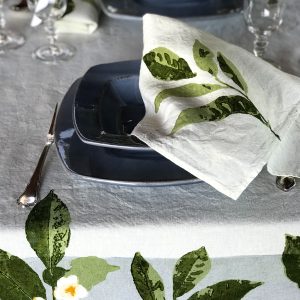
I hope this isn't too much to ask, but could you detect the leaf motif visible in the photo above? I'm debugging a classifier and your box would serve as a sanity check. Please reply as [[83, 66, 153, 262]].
[[143, 47, 196, 80], [0, 249, 46, 300], [173, 247, 211, 299], [187, 280, 262, 300], [282, 234, 300, 288], [65, 257, 119, 291], [217, 52, 248, 93], [171, 95, 279, 139], [43, 267, 68, 288], [193, 40, 218, 76], [155, 83, 225, 113], [131, 252, 165, 300], [25, 190, 71, 271]]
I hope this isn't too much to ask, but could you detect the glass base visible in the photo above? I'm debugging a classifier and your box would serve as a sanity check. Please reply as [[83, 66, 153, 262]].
[[0, 30, 25, 51], [33, 42, 76, 64]]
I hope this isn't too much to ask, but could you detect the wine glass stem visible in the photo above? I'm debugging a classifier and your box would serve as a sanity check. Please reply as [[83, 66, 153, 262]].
[[45, 17, 57, 47], [253, 34, 270, 58], [0, 0, 6, 30]]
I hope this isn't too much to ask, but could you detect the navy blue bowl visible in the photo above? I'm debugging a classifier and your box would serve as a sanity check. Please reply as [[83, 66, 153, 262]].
[[73, 60, 151, 150], [56, 79, 198, 185]]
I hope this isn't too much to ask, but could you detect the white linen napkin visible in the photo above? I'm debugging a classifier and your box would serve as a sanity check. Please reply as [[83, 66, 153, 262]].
[[56, 0, 99, 34], [31, 0, 99, 34], [132, 14, 300, 200]]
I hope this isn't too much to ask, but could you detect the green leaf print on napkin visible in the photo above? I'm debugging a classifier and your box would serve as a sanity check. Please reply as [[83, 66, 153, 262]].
[[65, 256, 120, 291], [282, 234, 300, 288], [154, 83, 225, 113], [217, 52, 248, 93], [0, 249, 46, 300], [173, 247, 211, 299], [131, 252, 166, 300], [187, 280, 262, 300], [143, 47, 196, 80], [143, 40, 279, 139], [193, 40, 218, 76], [171, 95, 276, 135], [25, 190, 71, 272]]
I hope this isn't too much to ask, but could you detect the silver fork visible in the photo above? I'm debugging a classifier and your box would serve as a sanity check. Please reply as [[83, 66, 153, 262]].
[[17, 104, 58, 207]]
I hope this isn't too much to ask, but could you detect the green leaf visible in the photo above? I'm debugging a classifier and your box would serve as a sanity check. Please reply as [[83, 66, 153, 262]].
[[188, 280, 263, 300], [131, 252, 165, 300], [25, 190, 71, 272], [65, 257, 119, 291], [173, 247, 211, 299], [43, 266, 68, 288], [193, 40, 218, 76], [154, 83, 225, 113], [282, 234, 300, 288], [217, 52, 248, 93], [0, 249, 46, 300], [143, 47, 196, 80], [171, 95, 279, 139]]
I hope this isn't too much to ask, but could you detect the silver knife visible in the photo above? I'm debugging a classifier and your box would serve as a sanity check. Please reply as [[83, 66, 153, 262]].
[[17, 103, 58, 207]]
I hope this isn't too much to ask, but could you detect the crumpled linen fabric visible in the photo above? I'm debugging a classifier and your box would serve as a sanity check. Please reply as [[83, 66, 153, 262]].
[[132, 14, 300, 199]]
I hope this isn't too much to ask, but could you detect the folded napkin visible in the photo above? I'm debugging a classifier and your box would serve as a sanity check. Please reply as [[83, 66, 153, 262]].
[[56, 0, 99, 34], [31, 0, 99, 34], [132, 14, 300, 200]]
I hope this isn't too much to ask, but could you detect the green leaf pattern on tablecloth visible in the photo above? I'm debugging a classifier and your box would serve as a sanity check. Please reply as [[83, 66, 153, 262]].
[[173, 247, 211, 299], [65, 256, 119, 291], [131, 248, 263, 300], [131, 252, 166, 300], [0, 191, 120, 300], [282, 234, 300, 288], [25, 190, 71, 272], [0, 189, 299, 299], [42, 266, 69, 288], [0, 249, 46, 300], [187, 280, 263, 300]]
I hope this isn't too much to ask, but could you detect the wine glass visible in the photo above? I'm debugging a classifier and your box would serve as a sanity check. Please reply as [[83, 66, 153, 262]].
[[0, 0, 25, 52], [243, 0, 286, 59], [28, 0, 75, 63]]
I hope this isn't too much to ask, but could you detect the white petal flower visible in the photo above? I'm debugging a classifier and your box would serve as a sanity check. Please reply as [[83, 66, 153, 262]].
[[54, 275, 88, 300], [33, 298, 45, 300]]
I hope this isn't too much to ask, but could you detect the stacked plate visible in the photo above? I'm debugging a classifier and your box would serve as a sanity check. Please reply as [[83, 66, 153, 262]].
[[55, 60, 199, 186], [99, 0, 243, 19]]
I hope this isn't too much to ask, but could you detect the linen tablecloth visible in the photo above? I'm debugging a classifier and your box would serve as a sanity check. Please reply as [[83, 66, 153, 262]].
[[1, 2, 300, 299]]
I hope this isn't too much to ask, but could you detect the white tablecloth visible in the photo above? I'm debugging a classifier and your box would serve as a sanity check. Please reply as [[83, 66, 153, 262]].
[[1, 0, 300, 274]]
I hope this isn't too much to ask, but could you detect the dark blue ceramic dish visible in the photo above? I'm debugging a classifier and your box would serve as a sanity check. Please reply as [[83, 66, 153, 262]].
[[55, 79, 199, 185], [73, 60, 150, 150], [99, 0, 243, 19]]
